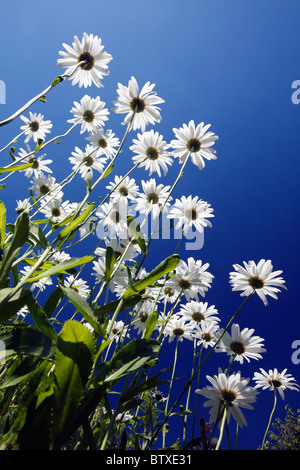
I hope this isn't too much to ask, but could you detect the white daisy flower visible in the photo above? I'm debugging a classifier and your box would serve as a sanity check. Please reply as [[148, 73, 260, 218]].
[[95, 199, 129, 239], [20, 112, 53, 144], [63, 275, 90, 299], [162, 314, 195, 343], [112, 76, 164, 132], [57, 32, 113, 88], [132, 299, 156, 335], [40, 197, 73, 223], [16, 198, 30, 214], [168, 195, 214, 235], [253, 368, 299, 400], [192, 321, 220, 349], [215, 323, 266, 364], [29, 174, 63, 201], [229, 259, 287, 306], [178, 300, 220, 325], [135, 178, 171, 219], [68, 94, 109, 134], [20, 265, 53, 292], [18, 147, 53, 179], [130, 130, 173, 177], [106, 175, 139, 203], [114, 267, 157, 301], [94, 237, 140, 263], [164, 257, 213, 301], [171, 120, 218, 170], [86, 128, 120, 159], [196, 368, 259, 428], [49, 250, 71, 263], [69, 144, 107, 180], [92, 257, 125, 293], [107, 319, 130, 343]]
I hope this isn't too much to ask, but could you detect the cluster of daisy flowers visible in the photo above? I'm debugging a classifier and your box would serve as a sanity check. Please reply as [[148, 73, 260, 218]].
[[4, 32, 298, 449]]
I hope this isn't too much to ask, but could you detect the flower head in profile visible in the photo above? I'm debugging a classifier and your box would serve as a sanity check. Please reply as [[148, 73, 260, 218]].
[[63, 275, 90, 299], [170, 120, 218, 170], [192, 321, 219, 349], [168, 195, 214, 235], [253, 368, 299, 400], [229, 259, 287, 306], [20, 112, 53, 144], [57, 33, 113, 88], [68, 95, 109, 134], [135, 178, 171, 219], [130, 130, 173, 177], [196, 368, 259, 428], [69, 144, 107, 180], [216, 323, 266, 364], [112, 76, 164, 132], [86, 128, 120, 159]]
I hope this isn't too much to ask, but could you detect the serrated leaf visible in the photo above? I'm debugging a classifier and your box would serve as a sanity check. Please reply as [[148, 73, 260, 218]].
[[57, 203, 95, 240]]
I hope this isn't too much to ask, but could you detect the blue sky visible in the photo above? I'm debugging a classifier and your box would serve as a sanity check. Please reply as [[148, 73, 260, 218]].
[[1, 0, 300, 450]]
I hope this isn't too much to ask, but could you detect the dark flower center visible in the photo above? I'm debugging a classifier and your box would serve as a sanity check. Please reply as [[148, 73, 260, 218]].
[[230, 341, 245, 355], [146, 147, 159, 160], [98, 138, 107, 148], [202, 333, 212, 342], [192, 311, 205, 322], [51, 207, 61, 218], [83, 110, 95, 122], [248, 276, 264, 289], [119, 186, 129, 197], [147, 192, 159, 204], [187, 138, 201, 153], [112, 211, 120, 223], [39, 184, 50, 195], [270, 379, 282, 388], [28, 157, 39, 169], [178, 279, 191, 290], [78, 52, 95, 71], [139, 311, 149, 323], [29, 121, 39, 132], [130, 97, 145, 113], [164, 287, 174, 297], [221, 389, 237, 405], [173, 327, 184, 336], [83, 155, 94, 167]]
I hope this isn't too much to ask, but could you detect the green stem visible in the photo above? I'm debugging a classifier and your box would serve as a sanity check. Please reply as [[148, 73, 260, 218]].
[[261, 387, 277, 450], [162, 336, 179, 448], [215, 407, 228, 450]]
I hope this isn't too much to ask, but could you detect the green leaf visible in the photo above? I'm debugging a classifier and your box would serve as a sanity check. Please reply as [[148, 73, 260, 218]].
[[144, 310, 159, 339], [51, 320, 96, 448], [0, 201, 6, 248], [43, 287, 64, 318], [59, 284, 105, 337], [0, 325, 56, 359], [57, 203, 95, 241], [122, 254, 180, 299], [94, 295, 142, 318], [34, 138, 43, 153], [0, 288, 31, 322], [51, 76, 63, 87], [26, 255, 95, 282], [28, 222, 48, 249], [0, 211, 29, 288], [127, 215, 147, 255], [105, 246, 115, 283], [97, 338, 160, 383], [0, 162, 34, 173], [26, 295, 57, 341]]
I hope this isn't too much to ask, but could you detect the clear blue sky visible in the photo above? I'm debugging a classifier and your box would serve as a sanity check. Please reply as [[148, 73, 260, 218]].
[[1, 0, 300, 450]]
